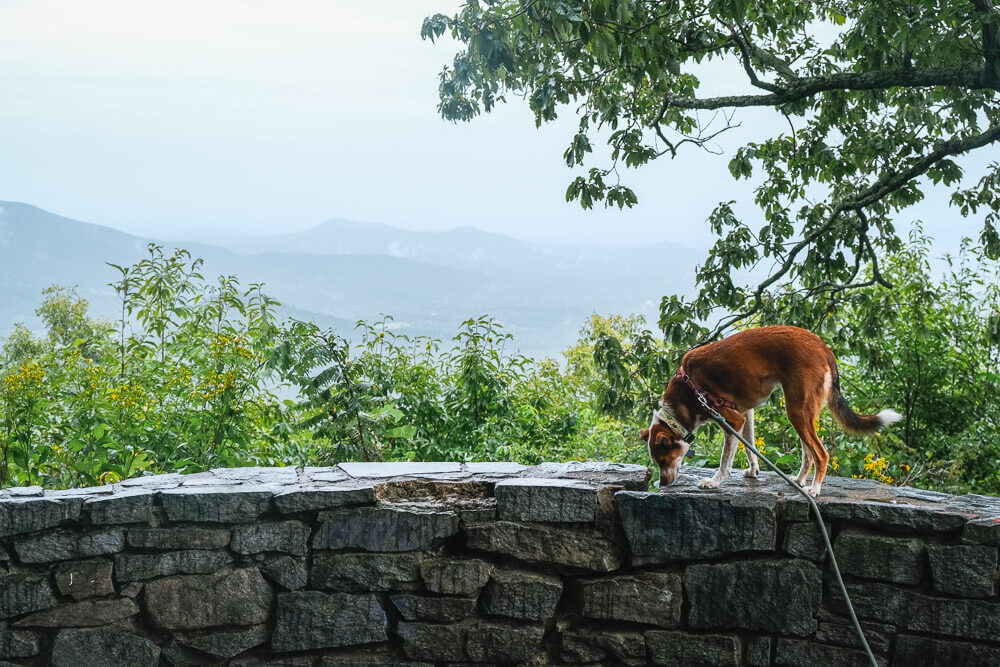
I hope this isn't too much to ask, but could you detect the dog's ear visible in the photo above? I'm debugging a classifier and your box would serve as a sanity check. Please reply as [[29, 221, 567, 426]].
[[655, 432, 674, 447], [639, 428, 650, 441]]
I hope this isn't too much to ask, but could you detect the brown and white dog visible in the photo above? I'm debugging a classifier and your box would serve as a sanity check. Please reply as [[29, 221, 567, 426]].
[[640, 325, 900, 498]]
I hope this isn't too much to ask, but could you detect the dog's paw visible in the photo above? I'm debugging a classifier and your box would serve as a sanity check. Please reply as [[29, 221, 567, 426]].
[[805, 484, 822, 498], [698, 477, 721, 490], [743, 467, 759, 479], [794, 475, 809, 487]]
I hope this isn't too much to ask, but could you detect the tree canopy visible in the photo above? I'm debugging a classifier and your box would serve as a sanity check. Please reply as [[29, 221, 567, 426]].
[[423, 0, 1000, 343]]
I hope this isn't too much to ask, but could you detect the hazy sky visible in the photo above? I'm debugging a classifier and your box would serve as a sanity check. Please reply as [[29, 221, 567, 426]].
[[0, 0, 986, 251]]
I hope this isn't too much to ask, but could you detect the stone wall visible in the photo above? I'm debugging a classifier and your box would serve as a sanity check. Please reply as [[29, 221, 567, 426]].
[[0, 461, 999, 666]]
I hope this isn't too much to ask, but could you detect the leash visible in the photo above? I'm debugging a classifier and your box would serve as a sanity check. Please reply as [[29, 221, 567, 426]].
[[686, 393, 878, 667]]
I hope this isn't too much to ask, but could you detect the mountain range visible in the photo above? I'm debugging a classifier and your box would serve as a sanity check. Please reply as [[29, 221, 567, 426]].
[[0, 202, 696, 357]]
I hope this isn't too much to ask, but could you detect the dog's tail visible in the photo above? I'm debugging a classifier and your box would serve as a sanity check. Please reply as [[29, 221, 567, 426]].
[[826, 350, 902, 435]]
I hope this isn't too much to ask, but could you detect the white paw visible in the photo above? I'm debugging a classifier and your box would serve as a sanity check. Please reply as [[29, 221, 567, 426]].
[[794, 476, 808, 487], [805, 484, 822, 498], [743, 467, 759, 479], [698, 477, 721, 490]]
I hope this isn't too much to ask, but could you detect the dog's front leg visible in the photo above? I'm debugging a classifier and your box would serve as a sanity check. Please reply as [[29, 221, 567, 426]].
[[742, 409, 759, 478], [699, 430, 739, 489]]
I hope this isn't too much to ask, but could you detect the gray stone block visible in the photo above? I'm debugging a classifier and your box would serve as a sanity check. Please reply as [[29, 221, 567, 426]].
[[464, 520, 622, 571], [176, 624, 269, 658], [12, 533, 77, 563], [271, 591, 387, 652], [495, 478, 599, 522], [458, 505, 496, 527], [578, 571, 681, 627], [646, 630, 741, 666], [833, 527, 926, 584], [86, 492, 152, 525], [482, 569, 563, 621], [894, 634, 1000, 667], [964, 516, 1000, 545], [465, 621, 545, 663], [562, 629, 647, 666], [13, 597, 138, 627], [747, 636, 771, 667], [686, 559, 822, 636], [313, 506, 459, 551], [319, 651, 433, 666], [261, 555, 308, 590], [55, 560, 114, 600], [814, 612, 893, 656], [232, 656, 315, 667], [0, 497, 82, 537], [397, 621, 467, 661], [127, 526, 230, 550], [274, 485, 376, 513], [311, 552, 423, 591], [560, 631, 607, 662], [617, 491, 776, 563], [420, 557, 493, 595], [905, 589, 1000, 642], [114, 550, 232, 581], [12, 527, 124, 563], [0, 574, 56, 619], [160, 487, 272, 523], [783, 521, 830, 561], [50, 628, 160, 667], [532, 461, 650, 490], [390, 594, 478, 622], [0, 622, 39, 659], [775, 638, 887, 666], [339, 461, 462, 478], [835, 582, 1000, 643], [79, 528, 127, 555], [831, 583, 910, 624], [845, 501, 968, 533], [232, 520, 310, 555], [144, 568, 272, 630], [927, 544, 998, 598]]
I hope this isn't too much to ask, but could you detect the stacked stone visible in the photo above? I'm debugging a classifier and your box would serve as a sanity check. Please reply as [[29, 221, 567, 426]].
[[0, 462, 997, 666]]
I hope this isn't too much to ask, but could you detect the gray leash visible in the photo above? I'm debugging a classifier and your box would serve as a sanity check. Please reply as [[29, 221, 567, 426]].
[[691, 396, 878, 667]]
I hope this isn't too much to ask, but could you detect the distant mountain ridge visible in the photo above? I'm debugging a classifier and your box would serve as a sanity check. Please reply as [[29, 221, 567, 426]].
[[0, 202, 695, 356]]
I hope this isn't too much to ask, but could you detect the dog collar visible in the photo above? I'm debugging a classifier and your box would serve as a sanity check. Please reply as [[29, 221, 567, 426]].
[[655, 407, 696, 444]]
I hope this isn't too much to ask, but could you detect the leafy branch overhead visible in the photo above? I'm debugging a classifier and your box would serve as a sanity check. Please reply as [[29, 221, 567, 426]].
[[424, 0, 1000, 342]]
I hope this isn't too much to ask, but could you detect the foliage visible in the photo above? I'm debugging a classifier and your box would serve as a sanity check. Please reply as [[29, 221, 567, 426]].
[[424, 0, 1000, 344], [831, 233, 1000, 492], [1, 241, 998, 495], [0, 246, 292, 487]]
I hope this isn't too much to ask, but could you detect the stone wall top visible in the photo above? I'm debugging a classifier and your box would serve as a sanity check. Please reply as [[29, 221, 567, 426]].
[[3, 462, 1000, 531]]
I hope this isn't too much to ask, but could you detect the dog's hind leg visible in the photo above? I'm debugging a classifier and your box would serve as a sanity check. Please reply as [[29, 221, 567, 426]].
[[788, 408, 829, 498], [793, 437, 813, 487], [742, 409, 759, 478]]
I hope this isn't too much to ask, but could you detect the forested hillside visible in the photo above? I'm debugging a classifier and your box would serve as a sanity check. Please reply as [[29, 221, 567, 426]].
[[0, 202, 693, 356]]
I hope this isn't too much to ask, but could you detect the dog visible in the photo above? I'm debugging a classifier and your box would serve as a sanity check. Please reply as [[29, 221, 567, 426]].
[[639, 325, 900, 497]]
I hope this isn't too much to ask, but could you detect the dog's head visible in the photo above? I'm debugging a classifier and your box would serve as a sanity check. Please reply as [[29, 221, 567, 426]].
[[640, 418, 690, 488]]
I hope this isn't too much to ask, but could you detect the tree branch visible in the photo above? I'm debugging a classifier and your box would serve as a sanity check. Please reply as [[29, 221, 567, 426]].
[[700, 121, 1000, 343], [661, 63, 991, 114]]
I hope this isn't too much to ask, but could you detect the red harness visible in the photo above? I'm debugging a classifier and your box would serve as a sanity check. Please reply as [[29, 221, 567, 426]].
[[675, 366, 739, 411]]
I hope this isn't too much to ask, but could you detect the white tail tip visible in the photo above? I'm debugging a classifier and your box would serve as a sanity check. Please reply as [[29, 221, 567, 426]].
[[878, 409, 902, 427]]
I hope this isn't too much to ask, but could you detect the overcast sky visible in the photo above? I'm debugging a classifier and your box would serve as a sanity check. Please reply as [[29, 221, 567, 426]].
[[0, 0, 986, 252]]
